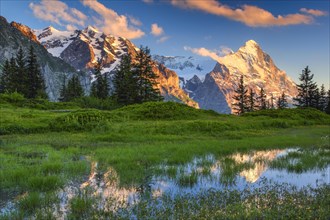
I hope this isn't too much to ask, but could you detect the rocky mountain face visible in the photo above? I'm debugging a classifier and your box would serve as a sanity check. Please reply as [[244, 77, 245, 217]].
[[33, 25, 197, 107], [185, 40, 298, 113], [0, 16, 87, 101]]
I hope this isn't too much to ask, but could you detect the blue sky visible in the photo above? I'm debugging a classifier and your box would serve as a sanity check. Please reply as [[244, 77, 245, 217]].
[[1, 0, 329, 88]]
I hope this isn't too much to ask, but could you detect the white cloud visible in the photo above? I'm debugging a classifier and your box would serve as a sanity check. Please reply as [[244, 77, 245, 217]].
[[151, 23, 164, 36], [81, 0, 145, 39], [300, 8, 327, 17], [142, 0, 154, 4], [129, 16, 143, 26], [184, 45, 233, 62], [29, 0, 87, 27], [170, 0, 324, 27], [66, 24, 78, 31], [157, 36, 170, 43]]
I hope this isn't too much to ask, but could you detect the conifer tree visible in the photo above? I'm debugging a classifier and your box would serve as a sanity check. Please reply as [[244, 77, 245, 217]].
[[277, 92, 288, 109], [113, 54, 136, 105], [0, 60, 11, 93], [318, 84, 327, 111], [247, 88, 257, 112], [133, 46, 162, 103], [60, 75, 84, 102], [91, 62, 109, 99], [294, 66, 317, 107], [232, 75, 248, 115], [26, 46, 47, 99], [325, 90, 330, 114], [257, 87, 267, 110], [15, 47, 28, 95]]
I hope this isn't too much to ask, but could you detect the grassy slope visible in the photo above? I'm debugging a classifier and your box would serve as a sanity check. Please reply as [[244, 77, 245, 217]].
[[1, 101, 329, 218]]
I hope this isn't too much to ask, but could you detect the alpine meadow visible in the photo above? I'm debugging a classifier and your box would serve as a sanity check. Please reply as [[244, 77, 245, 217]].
[[0, 0, 329, 219]]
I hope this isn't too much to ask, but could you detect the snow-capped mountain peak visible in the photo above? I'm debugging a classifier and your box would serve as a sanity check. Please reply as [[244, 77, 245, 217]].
[[184, 40, 298, 114]]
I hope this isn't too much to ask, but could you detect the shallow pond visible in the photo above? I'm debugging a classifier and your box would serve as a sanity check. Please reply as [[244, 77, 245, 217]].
[[150, 148, 329, 198], [1, 147, 329, 219]]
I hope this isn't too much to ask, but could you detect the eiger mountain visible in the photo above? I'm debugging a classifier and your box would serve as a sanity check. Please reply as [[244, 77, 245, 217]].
[[183, 40, 298, 114], [0, 17, 197, 107]]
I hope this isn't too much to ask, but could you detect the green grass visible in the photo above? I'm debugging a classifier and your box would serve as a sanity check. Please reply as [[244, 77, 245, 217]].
[[0, 100, 329, 219]]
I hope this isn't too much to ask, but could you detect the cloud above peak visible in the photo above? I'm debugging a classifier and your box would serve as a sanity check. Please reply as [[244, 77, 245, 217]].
[[29, 0, 87, 28], [171, 0, 326, 27], [81, 0, 144, 39], [184, 45, 233, 62], [151, 23, 164, 36]]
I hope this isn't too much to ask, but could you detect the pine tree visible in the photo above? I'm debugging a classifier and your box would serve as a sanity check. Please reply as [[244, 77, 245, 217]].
[[60, 75, 84, 102], [0, 60, 11, 93], [15, 47, 28, 95], [312, 87, 320, 109], [257, 87, 267, 110], [247, 88, 257, 112], [91, 62, 109, 99], [232, 75, 248, 115], [113, 54, 137, 105], [133, 46, 162, 103], [325, 90, 330, 114], [26, 46, 47, 99], [318, 84, 327, 111], [277, 92, 288, 109], [294, 66, 317, 107]]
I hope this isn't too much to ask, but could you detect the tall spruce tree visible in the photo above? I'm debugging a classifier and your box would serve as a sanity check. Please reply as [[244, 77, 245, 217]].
[[0, 60, 11, 93], [133, 46, 162, 103], [257, 87, 267, 110], [277, 92, 288, 109], [60, 75, 84, 102], [113, 54, 137, 105], [325, 89, 330, 114], [26, 46, 47, 99], [15, 47, 28, 95], [318, 84, 327, 111], [232, 75, 248, 115], [247, 88, 257, 112], [91, 62, 109, 99], [294, 66, 317, 107]]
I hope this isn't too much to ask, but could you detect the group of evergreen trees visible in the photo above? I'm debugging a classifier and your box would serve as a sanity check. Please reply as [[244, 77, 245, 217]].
[[294, 66, 329, 113], [0, 46, 47, 99], [232, 66, 330, 115], [59, 46, 162, 105], [113, 46, 163, 105], [232, 75, 288, 115]]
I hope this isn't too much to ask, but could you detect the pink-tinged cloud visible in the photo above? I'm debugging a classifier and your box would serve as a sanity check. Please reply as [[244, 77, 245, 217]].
[[184, 45, 233, 61], [170, 0, 321, 27], [300, 8, 327, 17], [81, 0, 144, 39], [184, 46, 223, 62], [157, 36, 170, 43], [151, 23, 164, 36], [142, 0, 154, 4], [29, 0, 87, 27]]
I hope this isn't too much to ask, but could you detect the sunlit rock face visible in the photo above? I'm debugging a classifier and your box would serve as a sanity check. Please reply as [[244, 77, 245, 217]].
[[187, 40, 298, 113], [231, 150, 284, 183]]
